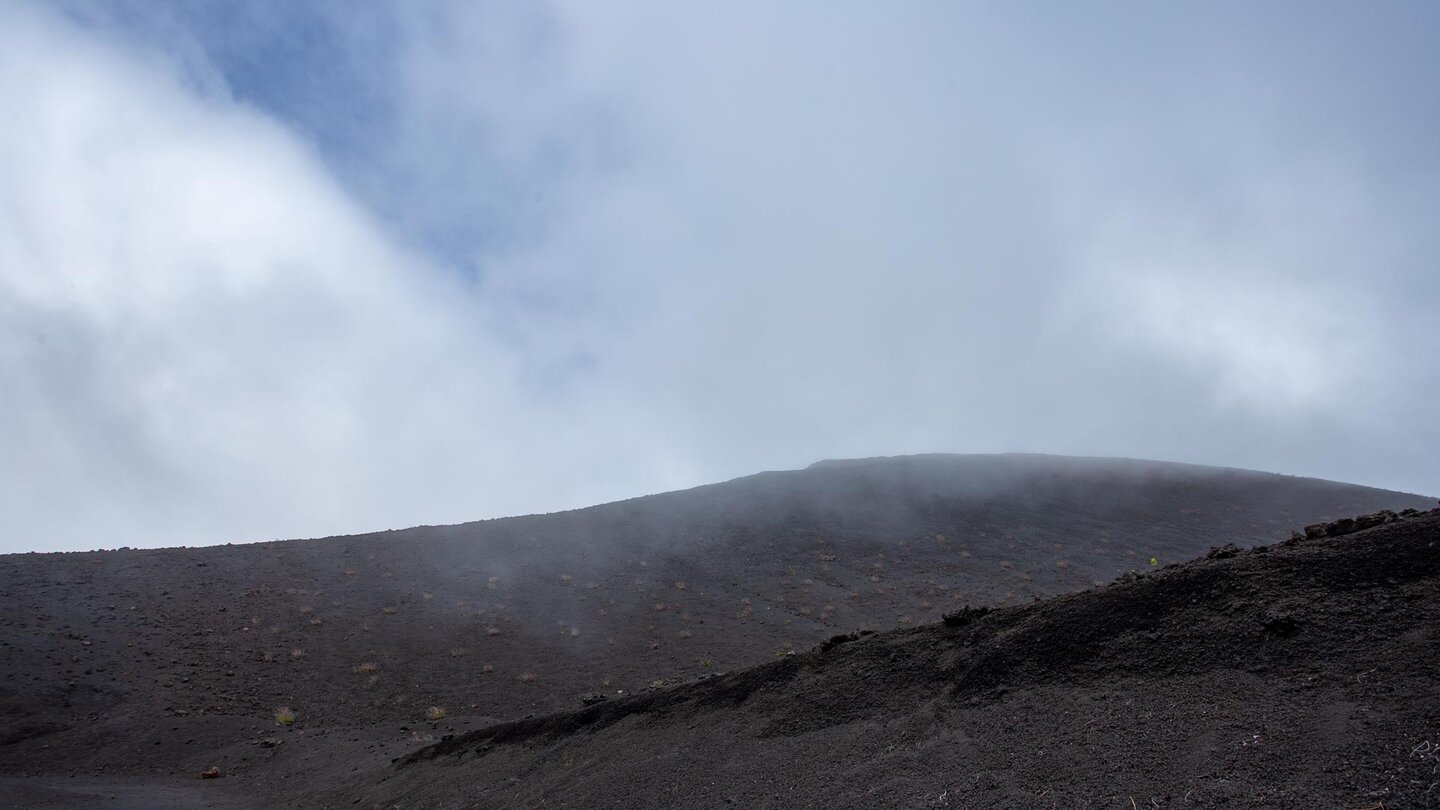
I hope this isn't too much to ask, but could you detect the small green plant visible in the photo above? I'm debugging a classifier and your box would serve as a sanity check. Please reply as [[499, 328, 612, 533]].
[[425, 706, 447, 721], [274, 707, 297, 726]]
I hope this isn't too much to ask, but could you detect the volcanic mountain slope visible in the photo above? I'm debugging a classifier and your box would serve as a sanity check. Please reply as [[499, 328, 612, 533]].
[[333, 509, 1440, 810], [0, 454, 1431, 806]]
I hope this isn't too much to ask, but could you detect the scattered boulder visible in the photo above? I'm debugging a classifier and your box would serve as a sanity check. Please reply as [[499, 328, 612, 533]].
[[580, 693, 608, 707], [1326, 517, 1358, 536], [1352, 510, 1397, 531], [942, 605, 991, 627], [1301, 510, 1404, 541], [1206, 543, 1242, 560], [820, 632, 859, 652], [1262, 610, 1300, 638]]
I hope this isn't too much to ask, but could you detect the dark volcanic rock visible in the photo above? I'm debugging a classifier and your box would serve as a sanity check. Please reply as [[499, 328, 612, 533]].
[[0, 455, 1433, 808], [350, 511, 1440, 810]]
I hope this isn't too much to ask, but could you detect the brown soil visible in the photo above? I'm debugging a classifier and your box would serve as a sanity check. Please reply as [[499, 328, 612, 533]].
[[0, 454, 1432, 808]]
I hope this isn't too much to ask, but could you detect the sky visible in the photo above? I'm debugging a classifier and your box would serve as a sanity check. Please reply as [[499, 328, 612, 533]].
[[1, 0, 1437, 553]]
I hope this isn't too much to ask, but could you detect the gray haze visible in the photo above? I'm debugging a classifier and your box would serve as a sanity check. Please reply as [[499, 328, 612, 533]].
[[1, 1, 1437, 552]]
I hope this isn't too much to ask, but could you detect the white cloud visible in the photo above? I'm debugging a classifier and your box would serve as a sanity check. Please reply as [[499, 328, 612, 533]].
[[2, 1, 1436, 551], [0, 2, 687, 551]]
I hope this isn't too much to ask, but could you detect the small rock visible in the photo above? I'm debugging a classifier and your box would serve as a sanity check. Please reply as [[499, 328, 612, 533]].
[[1325, 517, 1357, 537], [199, 767, 222, 779], [1262, 611, 1299, 637]]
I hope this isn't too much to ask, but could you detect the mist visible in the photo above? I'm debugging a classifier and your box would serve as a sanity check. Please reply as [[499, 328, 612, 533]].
[[2, 0, 1437, 552]]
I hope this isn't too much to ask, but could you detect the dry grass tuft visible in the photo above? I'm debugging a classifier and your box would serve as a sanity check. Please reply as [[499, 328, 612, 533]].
[[518, 672, 537, 684], [425, 706, 447, 721], [274, 707, 297, 726], [354, 662, 378, 674]]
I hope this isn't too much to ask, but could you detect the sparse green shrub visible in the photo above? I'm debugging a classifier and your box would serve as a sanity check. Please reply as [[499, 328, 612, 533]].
[[274, 707, 297, 726], [425, 706, 447, 721]]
